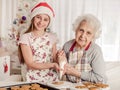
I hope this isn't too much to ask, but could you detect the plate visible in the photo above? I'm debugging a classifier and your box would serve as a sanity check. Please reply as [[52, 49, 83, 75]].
[[47, 81, 73, 89]]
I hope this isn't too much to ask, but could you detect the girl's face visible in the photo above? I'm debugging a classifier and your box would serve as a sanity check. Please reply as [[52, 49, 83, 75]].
[[33, 14, 50, 31], [75, 21, 95, 49]]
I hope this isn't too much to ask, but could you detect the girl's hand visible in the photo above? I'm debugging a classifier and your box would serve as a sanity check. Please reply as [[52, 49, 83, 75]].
[[53, 63, 60, 72]]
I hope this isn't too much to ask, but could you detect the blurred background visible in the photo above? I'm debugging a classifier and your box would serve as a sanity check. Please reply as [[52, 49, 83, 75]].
[[0, 0, 120, 61]]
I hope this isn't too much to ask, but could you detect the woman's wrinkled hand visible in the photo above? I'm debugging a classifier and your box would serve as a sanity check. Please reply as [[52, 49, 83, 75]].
[[63, 63, 72, 75], [63, 63, 75, 75], [63, 63, 81, 77]]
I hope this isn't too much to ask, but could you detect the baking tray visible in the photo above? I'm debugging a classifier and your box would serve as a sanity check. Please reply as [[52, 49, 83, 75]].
[[0, 82, 59, 90]]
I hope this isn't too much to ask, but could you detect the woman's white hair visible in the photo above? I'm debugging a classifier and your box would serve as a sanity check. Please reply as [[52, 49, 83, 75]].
[[73, 14, 101, 39]]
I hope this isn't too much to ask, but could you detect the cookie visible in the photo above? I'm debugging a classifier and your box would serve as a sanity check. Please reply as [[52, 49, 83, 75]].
[[89, 87, 100, 90], [75, 85, 87, 89], [95, 83, 109, 88], [52, 81, 64, 85]]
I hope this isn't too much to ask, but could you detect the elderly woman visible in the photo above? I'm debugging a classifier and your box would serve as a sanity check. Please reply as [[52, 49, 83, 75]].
[[58, 14, 107, 83]]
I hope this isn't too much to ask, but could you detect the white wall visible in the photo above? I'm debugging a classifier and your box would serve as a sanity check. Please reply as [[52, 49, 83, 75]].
[[0, 0, 17, 38], [0, 0, 2, 35]]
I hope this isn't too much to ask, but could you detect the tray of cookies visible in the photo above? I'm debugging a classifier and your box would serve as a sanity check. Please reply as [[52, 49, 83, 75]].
[[0, 82, 59, 90], [72, 82, 109, 90], [47, 81, 110, 90]]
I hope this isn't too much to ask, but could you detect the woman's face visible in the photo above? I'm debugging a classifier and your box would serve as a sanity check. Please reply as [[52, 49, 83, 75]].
[[75, 21, 95, 49], [33, 14, 50, 31]]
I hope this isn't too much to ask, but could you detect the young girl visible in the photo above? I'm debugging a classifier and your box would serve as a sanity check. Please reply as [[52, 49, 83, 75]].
[[18, 2, 59, 83]]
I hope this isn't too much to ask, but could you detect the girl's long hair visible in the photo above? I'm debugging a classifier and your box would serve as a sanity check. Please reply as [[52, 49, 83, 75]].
[[18, 19, 34, 64]]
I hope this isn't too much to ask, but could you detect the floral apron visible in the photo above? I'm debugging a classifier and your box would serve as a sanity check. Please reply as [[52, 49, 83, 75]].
[[26, 33, 58, 83]]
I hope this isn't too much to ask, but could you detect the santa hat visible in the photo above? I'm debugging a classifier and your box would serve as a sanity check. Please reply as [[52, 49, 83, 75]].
[[30, 2, 55, 28]]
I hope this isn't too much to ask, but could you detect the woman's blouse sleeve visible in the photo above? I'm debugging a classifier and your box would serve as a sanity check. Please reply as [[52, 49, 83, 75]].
[[80, 45, 107, 83]]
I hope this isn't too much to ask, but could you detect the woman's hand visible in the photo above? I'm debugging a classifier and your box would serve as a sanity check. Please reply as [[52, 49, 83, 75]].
[[63, 63, 81, 78], [63, 63, 73, 75]]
